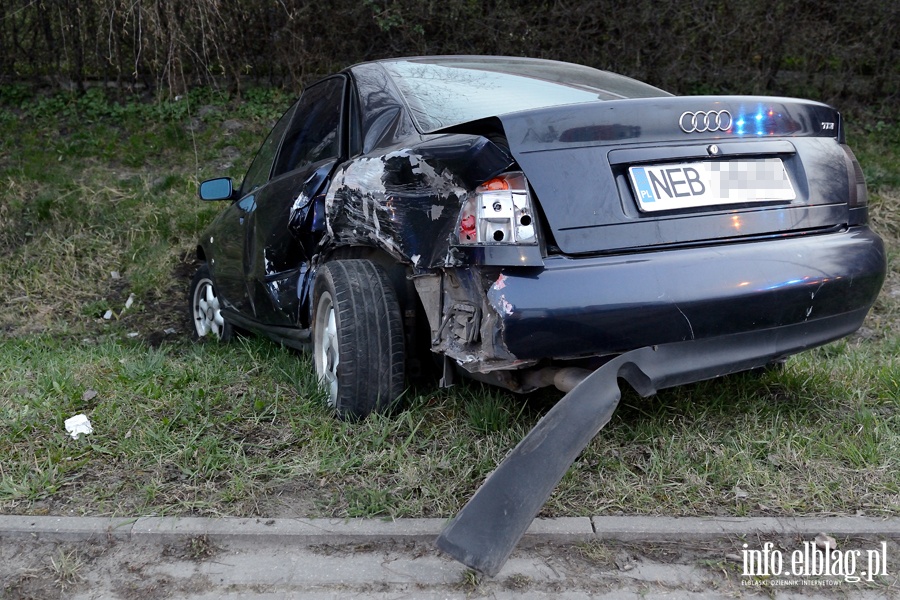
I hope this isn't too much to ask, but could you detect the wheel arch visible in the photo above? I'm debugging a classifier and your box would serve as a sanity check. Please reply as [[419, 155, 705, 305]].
[[314, 245, 435, 381], [319, 245, 414, 313]]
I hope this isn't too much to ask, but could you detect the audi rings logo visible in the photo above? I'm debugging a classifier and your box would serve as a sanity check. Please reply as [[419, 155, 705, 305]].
[[679, 110, 732, 133]]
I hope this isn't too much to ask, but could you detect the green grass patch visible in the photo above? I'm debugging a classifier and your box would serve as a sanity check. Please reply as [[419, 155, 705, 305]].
[[2, 331, 899, 519], [0, 334, 533, 517]]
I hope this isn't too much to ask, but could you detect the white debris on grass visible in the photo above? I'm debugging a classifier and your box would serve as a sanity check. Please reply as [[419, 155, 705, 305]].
[[64, 414, 93, 440]]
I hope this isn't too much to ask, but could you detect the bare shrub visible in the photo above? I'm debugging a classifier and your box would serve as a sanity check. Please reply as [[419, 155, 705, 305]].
[[0, 0, 896, 115]]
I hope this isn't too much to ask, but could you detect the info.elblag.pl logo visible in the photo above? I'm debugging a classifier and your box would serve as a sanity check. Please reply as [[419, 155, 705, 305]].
[[741, 540, 889, 585]]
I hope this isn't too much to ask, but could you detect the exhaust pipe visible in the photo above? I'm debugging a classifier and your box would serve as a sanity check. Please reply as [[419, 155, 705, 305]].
[[522, 366, 592, 392]]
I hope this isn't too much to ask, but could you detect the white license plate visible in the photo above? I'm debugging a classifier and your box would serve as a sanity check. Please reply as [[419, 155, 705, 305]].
[[629, 158, 795, 212]]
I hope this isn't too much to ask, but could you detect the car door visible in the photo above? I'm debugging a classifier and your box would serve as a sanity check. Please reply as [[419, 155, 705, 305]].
[[210, 102, 299, 315], [244, 76, 349, 326]]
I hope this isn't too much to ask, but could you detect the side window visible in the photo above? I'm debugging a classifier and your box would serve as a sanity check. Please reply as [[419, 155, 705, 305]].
[[240, 103, 298, 196], [273, 77, 345, 177]]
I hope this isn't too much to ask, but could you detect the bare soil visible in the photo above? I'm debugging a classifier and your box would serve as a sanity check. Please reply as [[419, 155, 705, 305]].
[[3, 535, 895, 599]]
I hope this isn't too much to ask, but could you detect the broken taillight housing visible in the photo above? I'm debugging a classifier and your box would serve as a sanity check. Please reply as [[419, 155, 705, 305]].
[[457, 172, 537, 245]]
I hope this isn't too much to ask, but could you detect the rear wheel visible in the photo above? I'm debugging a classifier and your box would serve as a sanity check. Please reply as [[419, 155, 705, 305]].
[[189, 264, 233, 342], [313, 259, 405, 419]]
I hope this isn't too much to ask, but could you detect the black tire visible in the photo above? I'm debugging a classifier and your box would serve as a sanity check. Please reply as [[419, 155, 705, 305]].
[[188, 264, 233, 342], [312, 259, 406, 419]]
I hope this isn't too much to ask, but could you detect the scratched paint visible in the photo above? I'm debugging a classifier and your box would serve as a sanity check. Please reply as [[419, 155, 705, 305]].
[[324, 152, 473, 268]]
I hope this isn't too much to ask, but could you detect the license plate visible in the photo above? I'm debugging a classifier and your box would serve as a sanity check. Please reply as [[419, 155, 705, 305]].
[[629, 158, 795, 212]]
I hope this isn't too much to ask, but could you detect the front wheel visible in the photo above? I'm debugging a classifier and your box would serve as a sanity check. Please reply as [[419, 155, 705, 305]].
[[312, 260, 405, 419], [189, 264, 233, 342]]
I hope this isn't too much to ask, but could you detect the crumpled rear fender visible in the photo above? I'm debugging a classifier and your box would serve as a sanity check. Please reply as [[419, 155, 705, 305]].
[[323, 134, 513, 269]]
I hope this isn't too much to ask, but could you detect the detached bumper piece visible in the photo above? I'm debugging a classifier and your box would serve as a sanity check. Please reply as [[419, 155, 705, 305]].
[[437, 228, 885, 576], [435, 312, 871, 576]]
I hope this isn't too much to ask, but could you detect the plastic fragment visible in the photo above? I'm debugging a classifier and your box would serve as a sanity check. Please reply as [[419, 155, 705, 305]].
[[124, 294, 135, 309], [65, 414, 93, 440], [103, 310, 113, 320], [127, 332, 139, 338], [815, 532, 837, 552], [110, 271, 120, 279]]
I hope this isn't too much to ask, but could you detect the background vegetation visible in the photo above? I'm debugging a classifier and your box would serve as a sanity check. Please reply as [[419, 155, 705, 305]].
[[0, 2, 898, 520], [2, 0, 898, 118]]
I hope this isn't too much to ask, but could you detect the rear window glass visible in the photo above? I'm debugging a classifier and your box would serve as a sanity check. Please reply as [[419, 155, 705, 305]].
[[381, 57, 670, 132]]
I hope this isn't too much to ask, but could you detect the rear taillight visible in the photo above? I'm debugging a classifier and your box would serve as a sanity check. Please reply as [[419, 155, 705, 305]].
[[457, 172, 537, 245], [841, 144, 868, 209]]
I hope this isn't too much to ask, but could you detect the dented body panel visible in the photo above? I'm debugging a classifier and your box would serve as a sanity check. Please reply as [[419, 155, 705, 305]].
[[324, 135, 513, 269]]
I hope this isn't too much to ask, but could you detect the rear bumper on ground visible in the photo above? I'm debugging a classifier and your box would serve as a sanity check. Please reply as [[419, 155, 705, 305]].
[[487, 226, 885, 363]]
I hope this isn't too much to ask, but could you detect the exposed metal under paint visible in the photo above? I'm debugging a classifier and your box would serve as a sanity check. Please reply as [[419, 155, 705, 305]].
[[323, 138, 513, 271]]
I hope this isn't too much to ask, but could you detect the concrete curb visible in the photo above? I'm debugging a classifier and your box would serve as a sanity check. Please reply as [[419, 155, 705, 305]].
[[0, 515, 593, 545], [4, 515, 900, 546], [591, 516, 900, 540]]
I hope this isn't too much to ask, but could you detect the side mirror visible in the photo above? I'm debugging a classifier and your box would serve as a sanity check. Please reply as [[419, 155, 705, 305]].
[[199, 178, 235, 201]]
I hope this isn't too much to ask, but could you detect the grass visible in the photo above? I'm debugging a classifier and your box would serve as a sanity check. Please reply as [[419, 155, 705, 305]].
[[0, 86, 899, 520], [48, 548, 85, 589]]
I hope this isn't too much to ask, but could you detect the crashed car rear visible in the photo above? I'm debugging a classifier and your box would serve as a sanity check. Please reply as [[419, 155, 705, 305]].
[[191, 56, 885, 420]]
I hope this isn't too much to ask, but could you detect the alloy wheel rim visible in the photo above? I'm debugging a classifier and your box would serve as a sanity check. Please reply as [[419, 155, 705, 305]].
[[316, 293, 340, 406], [193, 279, 225, 339]]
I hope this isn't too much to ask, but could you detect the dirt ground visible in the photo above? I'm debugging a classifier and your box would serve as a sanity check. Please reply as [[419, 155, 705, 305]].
[[2, 535, 896, 599]]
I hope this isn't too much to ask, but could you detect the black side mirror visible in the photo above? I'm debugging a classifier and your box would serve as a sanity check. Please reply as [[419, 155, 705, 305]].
[[199, 178, 235, 201]]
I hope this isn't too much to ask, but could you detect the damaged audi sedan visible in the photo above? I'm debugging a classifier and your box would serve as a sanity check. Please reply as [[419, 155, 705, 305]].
[[191, 56, 886, 419]]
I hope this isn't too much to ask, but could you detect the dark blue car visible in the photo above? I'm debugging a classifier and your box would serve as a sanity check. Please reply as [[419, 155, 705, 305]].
[[191, 56, 885, 419]]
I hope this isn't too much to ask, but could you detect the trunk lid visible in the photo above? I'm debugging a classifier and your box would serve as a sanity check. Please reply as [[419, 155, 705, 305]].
[[497, 96, 852, 255]]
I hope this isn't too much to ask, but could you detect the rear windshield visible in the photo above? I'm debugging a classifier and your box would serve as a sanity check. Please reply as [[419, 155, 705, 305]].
[[380, 57, 670, 133]]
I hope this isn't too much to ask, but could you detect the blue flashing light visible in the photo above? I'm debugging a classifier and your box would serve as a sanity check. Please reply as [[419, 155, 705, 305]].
[[755, 105, 766, 136], [732, 106, 782, 136]]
